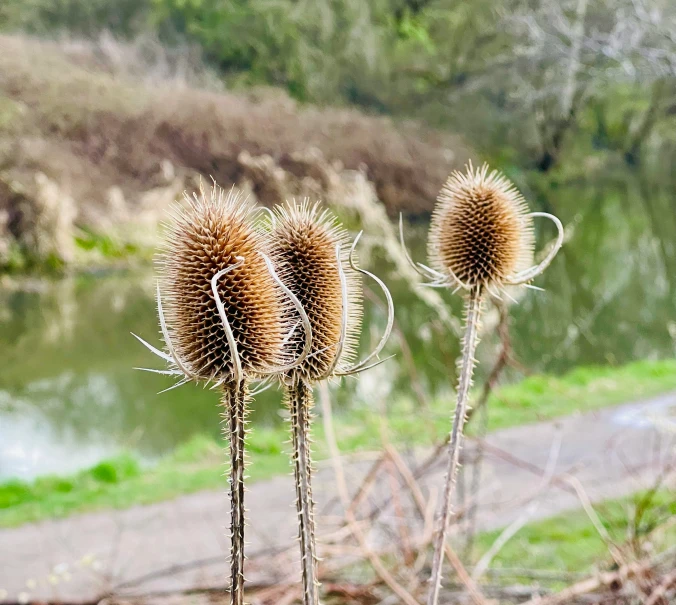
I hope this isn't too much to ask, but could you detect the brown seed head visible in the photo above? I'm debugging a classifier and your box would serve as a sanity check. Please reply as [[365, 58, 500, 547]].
[[428, 163, 534, 291], [269, 200, 362, 383], [158, 184, 288, 383]]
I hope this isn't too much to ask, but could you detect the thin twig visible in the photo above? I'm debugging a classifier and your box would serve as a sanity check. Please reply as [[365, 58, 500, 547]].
[[518, 547, 676, 605], [562, 474, 625, 569], [385, 445, 489, 605], [645, 569, 676, 605], [347, 454, 389, 517], [472, 430, 562, 580], [319, 382, 421, 605]]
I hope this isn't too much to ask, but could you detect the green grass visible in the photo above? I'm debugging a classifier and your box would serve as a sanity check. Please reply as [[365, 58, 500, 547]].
[[1, 358, 675, 527], [481, 358, 676, 431], [474, 489, 676, 579]]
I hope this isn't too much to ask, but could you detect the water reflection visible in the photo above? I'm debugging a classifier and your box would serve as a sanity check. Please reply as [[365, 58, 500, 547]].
[[1, 176, 675, 480]]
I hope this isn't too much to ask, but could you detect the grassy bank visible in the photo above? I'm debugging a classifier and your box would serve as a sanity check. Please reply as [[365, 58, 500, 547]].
[[1, 358, 675, 527], [475, 489, 675, 578]]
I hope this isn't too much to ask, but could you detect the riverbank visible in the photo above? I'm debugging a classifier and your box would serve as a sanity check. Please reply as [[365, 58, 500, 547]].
[[2, 358, 675, 527]]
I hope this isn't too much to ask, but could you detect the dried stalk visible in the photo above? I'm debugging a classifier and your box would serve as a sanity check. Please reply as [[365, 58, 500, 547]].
[[319, 382, 420, 605], [287, 379, 320, 605], [268, 202, 394, 605], [427, 285, 483, 605], [222, 382, 249, 605], [398, 164, 562, 605], [385, 445, 489, 605], [134, 186, 308, 605], [519, 547, 676, 605]]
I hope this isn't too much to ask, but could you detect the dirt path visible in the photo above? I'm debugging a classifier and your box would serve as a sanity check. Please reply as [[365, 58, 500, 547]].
[[1, 393, 674, 602]]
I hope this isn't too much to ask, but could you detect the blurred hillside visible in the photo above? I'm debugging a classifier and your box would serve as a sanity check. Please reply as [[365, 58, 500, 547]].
[[0, 33, 465, 271]]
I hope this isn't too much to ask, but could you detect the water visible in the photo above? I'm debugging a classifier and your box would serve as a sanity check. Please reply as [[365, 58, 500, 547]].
[[1, 174, 675, 481]]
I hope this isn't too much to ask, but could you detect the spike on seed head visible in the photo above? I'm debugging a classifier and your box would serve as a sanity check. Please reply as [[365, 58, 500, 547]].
[[268, 200, 362, 382], [428, 162, 535, 291], [158, 184, 289, 382]]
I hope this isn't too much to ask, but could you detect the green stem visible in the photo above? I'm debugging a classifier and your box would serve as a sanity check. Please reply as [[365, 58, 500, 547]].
[[427, 285, 483, 605], [288, 379, 320, 605], [222, 381, 249, 605]]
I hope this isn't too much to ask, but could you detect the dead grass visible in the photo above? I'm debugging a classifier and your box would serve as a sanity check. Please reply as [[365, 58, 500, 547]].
[[0, 32, 468, 232]]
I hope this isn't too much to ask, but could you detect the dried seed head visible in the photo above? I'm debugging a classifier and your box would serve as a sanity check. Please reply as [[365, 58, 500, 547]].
[[428, 163, 534, 291], [269, 200, 362, 382], [158, 184, 288, 383]]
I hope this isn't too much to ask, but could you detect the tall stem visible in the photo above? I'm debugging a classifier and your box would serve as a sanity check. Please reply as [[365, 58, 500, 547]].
[[427, 285, 483, 605], [222, 381, 249, 605], [287, 378, 320, 605]]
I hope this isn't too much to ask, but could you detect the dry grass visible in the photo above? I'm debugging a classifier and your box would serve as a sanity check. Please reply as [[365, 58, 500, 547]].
[[0, 33, 468, 236]]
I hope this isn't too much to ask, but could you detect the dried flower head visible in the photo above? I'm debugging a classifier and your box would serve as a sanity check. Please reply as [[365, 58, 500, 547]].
[[269, 200, 362, 382], [158, 184, 290, 384], [428, 162, 535, 292]]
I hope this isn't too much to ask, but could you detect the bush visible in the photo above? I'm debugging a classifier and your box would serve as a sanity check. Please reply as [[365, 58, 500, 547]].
[[89, 455, 141, 483]]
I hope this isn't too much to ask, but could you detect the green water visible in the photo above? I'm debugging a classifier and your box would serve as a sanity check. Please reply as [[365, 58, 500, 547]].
[[1, 174, 675, 480]]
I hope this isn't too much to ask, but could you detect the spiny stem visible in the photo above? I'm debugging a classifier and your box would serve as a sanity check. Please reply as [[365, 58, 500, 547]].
[[427, 285, 483, 605], [287, 379, 320, 605], [222, 382, 249, 605]]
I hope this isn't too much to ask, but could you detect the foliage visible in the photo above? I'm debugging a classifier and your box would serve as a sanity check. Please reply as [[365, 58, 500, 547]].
[[2, 0, 675, 172], [150, 0, 392, 103], [74, 228, 141, 259]]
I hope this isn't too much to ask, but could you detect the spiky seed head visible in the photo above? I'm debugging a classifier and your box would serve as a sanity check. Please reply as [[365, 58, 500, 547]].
[[428, 163, 535, 291], [158, 184, 289, 383], [268, 200, 362, 383]]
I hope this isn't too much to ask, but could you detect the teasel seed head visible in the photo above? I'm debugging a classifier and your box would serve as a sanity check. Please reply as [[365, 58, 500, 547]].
[[157, 184, 290, 384], [428, 162, 535, 293], [268, 200, 363, 383]]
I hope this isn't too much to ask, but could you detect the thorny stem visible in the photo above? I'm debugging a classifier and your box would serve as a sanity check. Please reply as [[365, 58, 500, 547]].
[[287, 379, 320, 605], [464, 302, 511, 558], [427, 285, 483, 605], [222, 382, 249, 605]]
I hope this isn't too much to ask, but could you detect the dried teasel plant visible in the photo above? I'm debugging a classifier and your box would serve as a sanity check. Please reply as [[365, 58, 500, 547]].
[[266, 200, 394, 605], [400, 162, 564, 605], [132, 184, 311, 605]]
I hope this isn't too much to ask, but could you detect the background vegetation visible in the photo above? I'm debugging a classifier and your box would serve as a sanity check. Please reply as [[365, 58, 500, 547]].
[[2, 0, 675, 177]]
